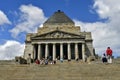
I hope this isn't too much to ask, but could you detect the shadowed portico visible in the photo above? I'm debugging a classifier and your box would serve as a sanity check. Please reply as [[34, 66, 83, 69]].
[[32, 43, 83, 60]]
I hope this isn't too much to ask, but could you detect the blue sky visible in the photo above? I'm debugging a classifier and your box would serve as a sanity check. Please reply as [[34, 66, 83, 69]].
[[0, 0, 120, 60]]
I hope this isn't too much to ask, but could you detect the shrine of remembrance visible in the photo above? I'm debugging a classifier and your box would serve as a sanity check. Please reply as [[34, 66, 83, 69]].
[[23, 10, 94, 61]]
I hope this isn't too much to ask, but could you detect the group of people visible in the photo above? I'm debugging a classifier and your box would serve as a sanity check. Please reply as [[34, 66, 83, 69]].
[[35, 58, 56, 65], [102, 47, 113, 64]]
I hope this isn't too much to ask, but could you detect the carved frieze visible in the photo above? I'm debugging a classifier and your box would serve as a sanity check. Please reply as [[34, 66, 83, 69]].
[[31, 30, 85, 39]]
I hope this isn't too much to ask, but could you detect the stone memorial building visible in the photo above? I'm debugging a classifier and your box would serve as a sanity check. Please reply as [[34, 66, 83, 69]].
[[23, 10, 94, 61]]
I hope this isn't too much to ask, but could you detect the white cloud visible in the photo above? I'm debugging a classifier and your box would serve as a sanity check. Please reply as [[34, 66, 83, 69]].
[[10, 4, 47, 38], [74, 0, 120, 57], [0, 10, 11, 25], [93, 0, 120, 19], [0, 40, 24, 60]]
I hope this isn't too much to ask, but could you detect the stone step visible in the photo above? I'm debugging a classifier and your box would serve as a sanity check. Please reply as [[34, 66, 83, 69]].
[[0, 60, 120, 80]]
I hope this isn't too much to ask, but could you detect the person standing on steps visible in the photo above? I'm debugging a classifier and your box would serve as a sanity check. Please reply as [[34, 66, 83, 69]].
[[106, 47, 113, 63], [102, 53, 107, 63]]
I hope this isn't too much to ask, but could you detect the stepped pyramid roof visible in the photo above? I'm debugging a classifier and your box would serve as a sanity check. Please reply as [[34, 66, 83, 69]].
[[43, 10, 74, 25]]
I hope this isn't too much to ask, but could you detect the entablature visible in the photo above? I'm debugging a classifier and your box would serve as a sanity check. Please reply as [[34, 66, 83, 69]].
[[31, 30, 85, 40]]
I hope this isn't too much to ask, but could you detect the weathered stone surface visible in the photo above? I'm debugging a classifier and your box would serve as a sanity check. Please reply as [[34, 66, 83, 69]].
[[24, 43, 33, 59]]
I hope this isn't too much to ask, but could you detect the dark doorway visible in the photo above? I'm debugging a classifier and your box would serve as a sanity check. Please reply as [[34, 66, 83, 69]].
[[34, 44, 38, 60], [63, 43, 68, 59], [41, 44, 45, 58], [71, 43, 75, 59], [48, 44, 53, 57], [78, 43, 82, 59], [56, 44, 60, 60]]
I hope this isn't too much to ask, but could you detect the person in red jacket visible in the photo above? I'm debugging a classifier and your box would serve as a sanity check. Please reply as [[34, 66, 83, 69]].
[[35, 59, 40, 64], [106, 47, 113, 63]]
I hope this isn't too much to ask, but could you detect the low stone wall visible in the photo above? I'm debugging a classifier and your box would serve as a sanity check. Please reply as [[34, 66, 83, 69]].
[[0, 60, 15, 65], [15, 57, 27, 64]]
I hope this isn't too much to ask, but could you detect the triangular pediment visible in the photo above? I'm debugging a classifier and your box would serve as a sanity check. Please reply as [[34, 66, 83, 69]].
[[31, 30, 85, 39]]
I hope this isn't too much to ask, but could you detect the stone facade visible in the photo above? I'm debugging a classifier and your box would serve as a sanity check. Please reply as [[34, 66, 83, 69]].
[[23, 10, 94, 61]]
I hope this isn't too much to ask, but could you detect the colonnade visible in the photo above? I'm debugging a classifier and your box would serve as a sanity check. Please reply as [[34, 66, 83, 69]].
[[32, 43, 85, 61]]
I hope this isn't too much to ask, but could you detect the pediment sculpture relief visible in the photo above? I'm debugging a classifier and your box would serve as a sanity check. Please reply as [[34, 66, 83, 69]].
[[41, 31, 80, 38]]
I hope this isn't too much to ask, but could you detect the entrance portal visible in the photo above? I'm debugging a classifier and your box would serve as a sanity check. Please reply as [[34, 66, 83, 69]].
[[48, 44, 53, 59], [78, 43, 82, 59], [34, 44, 38, 60], [41, 44, 45, 58], [56, 44, 60, 60], [63, 43, 68, 59], [71, 43, 75, 59]]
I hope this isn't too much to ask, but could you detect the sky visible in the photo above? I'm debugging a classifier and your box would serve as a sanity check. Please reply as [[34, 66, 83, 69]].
[[0, 0, 120, 60]]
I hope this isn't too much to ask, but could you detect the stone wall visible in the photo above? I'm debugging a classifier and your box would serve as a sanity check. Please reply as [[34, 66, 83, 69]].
[[37, 26, 81, 35], [23, 43, 33, 59]]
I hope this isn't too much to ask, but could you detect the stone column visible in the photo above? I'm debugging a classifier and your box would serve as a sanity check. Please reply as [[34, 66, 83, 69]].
[[38, 44, 41, 60], [75, 43, 79, 59], [45, 43, 49, 59], [53, 43, 56, 60], [68, 43, 71, 60], [60, 43, 63, 60], [82, 43, 85, 61]]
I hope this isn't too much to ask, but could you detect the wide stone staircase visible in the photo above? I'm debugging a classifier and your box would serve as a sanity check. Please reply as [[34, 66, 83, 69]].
[[0, 60, 120, 80]]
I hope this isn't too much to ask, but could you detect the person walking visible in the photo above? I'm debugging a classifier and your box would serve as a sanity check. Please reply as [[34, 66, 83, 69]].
[[106, 47, 113, 63]]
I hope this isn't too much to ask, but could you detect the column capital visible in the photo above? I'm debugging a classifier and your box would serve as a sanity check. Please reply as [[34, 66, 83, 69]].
[[52, 43, 56, 44], [75, 42, 79, 44], [45, 43, 48, 45], [60, 43, 63, 44], [82, 43, 85, 44], [67, 42, 71, 44]]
